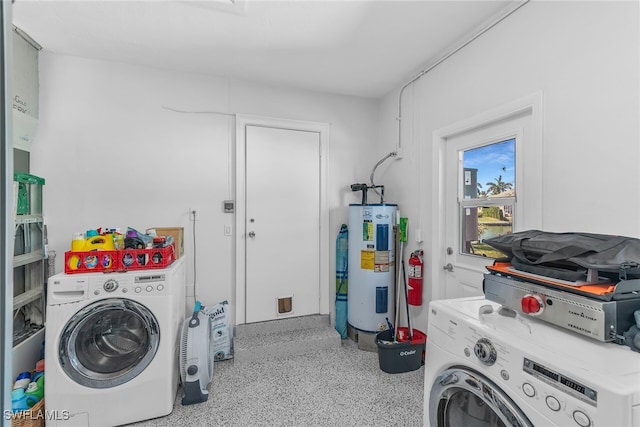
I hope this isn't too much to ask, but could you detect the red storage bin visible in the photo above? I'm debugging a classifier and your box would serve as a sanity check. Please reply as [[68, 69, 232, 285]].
[[65, 250, 120, 274], [119, 244, 175, 271], [64, 244, 175, 274]]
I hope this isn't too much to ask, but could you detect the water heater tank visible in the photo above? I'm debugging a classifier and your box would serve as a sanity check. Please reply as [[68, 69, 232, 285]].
[[347, 203, 397, 332]]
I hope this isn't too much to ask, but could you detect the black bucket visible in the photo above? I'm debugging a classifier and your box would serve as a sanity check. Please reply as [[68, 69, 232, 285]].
[[375, 327, 426, 374]]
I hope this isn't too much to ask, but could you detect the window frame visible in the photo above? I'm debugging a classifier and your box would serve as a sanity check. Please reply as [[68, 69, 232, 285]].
[[457, 136, 517, 258]]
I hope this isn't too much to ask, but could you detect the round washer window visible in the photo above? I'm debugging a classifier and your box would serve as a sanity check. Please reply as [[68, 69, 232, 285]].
[[59, 298, 160, 389], [429, 367, 533, 427]]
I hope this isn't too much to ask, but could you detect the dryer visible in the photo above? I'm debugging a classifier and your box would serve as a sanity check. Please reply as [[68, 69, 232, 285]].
[[424, 297, 640, 427], [45, 258, 185, 426]]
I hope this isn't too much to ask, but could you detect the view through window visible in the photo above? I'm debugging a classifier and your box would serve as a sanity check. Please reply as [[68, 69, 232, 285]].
[[460, 138, 515, 258]]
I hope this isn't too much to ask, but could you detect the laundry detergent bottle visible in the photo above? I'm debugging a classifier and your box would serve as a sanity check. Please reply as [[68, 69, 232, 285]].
[[25, 376, 44, 407]]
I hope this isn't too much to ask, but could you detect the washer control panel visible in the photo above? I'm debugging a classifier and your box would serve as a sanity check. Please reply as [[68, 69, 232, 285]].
[[90, 273, 167, 296], [521, 357, 597, 427], [523, 357, 597, 406]]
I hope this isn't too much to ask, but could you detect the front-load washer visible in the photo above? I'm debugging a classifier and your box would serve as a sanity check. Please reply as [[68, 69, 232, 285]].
[[45, 258, 185, 426], [424, 297, 640, 427]]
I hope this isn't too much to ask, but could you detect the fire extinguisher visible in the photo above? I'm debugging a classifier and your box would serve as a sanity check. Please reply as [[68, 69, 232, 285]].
[[407, 250, 424, 306]]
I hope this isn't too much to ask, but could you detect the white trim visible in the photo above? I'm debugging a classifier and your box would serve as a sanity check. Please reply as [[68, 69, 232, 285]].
[[429, 92, 544, 301], [435, 93, 542, 139], [235, 114, 330, 325], [2, 1, 15, 414]]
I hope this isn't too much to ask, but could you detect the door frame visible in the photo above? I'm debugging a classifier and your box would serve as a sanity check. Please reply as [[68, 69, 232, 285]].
[[429, 92, 543, 302], [1, 1, 13, 412], [235, 114, 330, 325]]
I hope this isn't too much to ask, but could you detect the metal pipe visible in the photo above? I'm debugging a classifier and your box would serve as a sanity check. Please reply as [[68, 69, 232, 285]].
[[370, 151, 396, 203], [396, 1, 529, 153]]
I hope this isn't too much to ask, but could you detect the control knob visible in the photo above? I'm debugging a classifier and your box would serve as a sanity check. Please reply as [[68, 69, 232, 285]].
[[474, 338, 497, 366], [521, 294, 544, 315], [103, 279, 119, 292]]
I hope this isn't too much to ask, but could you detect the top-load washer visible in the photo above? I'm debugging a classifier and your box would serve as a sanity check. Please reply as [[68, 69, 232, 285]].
[[45, 258, 185, 426], [424, 296, 640, 427]]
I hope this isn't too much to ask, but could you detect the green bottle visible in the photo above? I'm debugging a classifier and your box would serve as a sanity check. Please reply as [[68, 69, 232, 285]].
[[24, 376, 44, 407]]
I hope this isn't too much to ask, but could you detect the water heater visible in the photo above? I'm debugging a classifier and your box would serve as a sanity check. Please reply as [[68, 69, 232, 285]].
[[347, 203, 397, 332]]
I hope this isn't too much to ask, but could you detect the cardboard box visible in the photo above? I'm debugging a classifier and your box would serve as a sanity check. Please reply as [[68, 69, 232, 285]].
[[147, 227, 184, 259]]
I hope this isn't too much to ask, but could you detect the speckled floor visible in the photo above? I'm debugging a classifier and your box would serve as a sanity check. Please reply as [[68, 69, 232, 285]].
[[127, 339, 425, 427]]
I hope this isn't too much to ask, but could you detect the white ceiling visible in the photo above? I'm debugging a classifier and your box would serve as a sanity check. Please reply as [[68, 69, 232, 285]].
[[12, 0, 517, 98]]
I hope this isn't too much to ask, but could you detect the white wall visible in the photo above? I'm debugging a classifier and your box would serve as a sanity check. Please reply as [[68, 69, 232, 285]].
[[30, 53, 379, 317], [30, 1, 638, 335], [377, 1, 639, 327]]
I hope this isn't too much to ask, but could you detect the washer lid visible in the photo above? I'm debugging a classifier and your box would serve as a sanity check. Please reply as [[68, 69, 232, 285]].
[[58, 298, 160, 389]]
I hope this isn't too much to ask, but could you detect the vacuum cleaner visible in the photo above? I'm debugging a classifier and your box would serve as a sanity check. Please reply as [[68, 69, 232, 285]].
[[179, 301, 214, 405]]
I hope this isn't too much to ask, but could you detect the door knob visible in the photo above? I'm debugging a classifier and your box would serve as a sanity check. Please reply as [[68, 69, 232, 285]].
[[443, 263, 453, 272], [248, 231, 256, 238]]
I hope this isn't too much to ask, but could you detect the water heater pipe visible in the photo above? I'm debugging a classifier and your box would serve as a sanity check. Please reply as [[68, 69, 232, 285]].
[[369, 151, 397, 203]]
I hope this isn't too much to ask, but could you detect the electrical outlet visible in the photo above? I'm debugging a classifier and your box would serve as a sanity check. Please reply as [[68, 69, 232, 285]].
[[189, 208, 198, 221]]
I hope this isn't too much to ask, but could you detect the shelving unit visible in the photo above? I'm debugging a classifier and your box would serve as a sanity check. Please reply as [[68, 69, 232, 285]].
[[13, 173, 46, 347]]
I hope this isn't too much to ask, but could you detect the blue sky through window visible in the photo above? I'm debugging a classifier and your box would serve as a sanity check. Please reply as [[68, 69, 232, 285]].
[[463, 138, 515, 195]]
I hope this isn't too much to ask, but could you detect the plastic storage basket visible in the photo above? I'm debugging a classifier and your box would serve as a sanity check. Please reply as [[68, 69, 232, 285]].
[[65, 244, 175, 274], [375, 327, 426, 374], [13, 173, 44, 216], [11, 398, 45, 427]]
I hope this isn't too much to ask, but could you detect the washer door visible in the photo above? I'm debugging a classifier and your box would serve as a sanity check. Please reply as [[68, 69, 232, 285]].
[[429, 367, 533, 427], [59, 298, 160, 389]]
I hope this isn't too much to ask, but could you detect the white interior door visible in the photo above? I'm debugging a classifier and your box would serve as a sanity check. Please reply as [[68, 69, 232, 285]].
[[443, 115, 527, 299], [245, 125, 320, 323]]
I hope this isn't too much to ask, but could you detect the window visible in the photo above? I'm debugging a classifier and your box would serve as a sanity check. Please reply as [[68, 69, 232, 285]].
[[459, 138, 514, 258]]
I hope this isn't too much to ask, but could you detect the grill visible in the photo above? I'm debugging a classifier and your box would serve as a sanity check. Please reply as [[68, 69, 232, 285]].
[[483, 261, 640, 345]]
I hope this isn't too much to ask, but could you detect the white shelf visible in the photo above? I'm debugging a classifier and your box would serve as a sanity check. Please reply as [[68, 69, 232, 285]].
[[13, 288, 43, 311], [15, 214, 43, 225], [13, 249, 43, 267]]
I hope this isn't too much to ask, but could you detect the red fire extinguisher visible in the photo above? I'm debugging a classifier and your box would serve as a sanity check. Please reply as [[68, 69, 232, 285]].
[[407, 250, 424, 306]]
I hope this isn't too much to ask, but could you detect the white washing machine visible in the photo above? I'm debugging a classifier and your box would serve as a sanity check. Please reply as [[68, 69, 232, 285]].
[[45, 258, 185, 426], [424, 297, 640, 427]]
